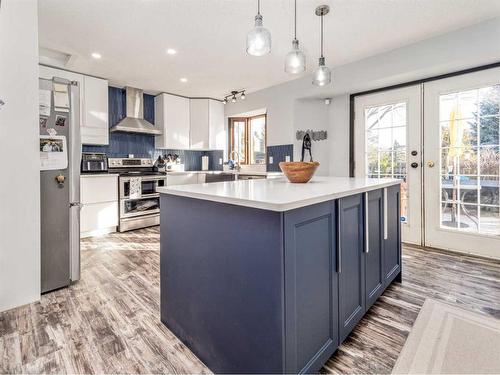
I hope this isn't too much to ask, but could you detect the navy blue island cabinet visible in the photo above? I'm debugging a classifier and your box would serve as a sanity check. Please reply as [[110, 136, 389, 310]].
[[160, 184, 401, 374]]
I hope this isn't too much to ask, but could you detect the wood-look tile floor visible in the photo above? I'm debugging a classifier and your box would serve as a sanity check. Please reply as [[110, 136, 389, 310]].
[[1, 227, 499, 374]]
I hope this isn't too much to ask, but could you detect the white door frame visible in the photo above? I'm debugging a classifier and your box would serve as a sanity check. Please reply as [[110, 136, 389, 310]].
[[354, 85, 423, 245], [423, 67, 500, 259]]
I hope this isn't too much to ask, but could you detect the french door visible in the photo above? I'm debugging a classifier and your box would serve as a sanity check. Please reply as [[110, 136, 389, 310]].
[[354, 68, 500, 259], [424, 68, 500, 258], [354, 85, 422, 244]]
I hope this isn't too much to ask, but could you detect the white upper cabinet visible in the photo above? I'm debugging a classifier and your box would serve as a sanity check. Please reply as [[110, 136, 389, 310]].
[[189, 98, 225, 150], [190, 99, 210, 149], [81, 76, 109, 145], [155, 93, 190, 149], [208, 99, 225, 150], [38, 65, 109, 145], [39, 65, 84, 124]]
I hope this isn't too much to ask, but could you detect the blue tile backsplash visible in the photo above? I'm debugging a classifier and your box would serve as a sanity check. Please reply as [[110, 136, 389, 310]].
[[82, 87, 223, 171], [266, 144, 293, 172]]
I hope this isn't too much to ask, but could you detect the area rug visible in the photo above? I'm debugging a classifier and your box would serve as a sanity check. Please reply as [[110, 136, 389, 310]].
[[392, 298, 500, 374]]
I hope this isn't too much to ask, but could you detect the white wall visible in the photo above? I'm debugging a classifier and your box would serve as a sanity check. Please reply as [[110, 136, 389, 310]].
[[225, 17, 500, 176], [224, 80, 302, 147], [0, 0, 40, 312], [293, 99, 330, 176]]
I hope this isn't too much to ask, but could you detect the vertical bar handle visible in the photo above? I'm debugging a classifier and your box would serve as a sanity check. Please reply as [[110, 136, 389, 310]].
[[337, 201, 341, 274], [383, 188, 388, 240], [364, 192, 369, 253]]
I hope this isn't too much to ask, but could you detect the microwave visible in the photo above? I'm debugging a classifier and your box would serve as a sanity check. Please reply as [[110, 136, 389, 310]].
[[81, 152, 109, 173]]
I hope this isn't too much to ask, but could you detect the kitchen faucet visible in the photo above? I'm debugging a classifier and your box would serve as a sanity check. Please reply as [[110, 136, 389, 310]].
[[229, 150, 242, 172]]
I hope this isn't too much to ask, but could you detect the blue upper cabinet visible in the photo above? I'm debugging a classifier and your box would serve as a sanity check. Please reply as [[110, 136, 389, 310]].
[[284, 202, 339, 373], [337, 194, 366, 343]]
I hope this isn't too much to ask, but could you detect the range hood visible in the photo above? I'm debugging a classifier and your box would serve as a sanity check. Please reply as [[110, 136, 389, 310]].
[[110, 87, 162, 135]]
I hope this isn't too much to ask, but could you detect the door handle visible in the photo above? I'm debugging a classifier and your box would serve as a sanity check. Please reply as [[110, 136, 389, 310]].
[[364, 192, 369, 253], [383, 188, 388, 240], [337, 202, 341, 274], [427, 161, 435, 168], [410, 162, 419, 168]]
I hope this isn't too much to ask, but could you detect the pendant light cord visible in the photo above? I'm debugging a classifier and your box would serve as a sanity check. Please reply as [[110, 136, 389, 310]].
[[294, 0, 297, 40], [320, 14, 324, 58], [257, 0, 261, 15]]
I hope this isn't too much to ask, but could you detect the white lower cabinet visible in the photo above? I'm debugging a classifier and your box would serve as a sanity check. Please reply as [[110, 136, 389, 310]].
[[80, 175, 118, 238], [80, 202, 118, 236]]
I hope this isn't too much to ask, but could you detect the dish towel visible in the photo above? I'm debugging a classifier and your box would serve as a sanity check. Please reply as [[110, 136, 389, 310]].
[[129, 177, 142, 199]]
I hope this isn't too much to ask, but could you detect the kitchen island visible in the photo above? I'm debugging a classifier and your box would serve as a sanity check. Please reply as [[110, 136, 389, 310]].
[[158, 177, 402, 374]]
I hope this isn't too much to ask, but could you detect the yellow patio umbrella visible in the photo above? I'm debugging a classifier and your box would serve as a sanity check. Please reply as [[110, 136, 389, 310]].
[[448, 106, 463, 225], [448, 107, 464, 157]]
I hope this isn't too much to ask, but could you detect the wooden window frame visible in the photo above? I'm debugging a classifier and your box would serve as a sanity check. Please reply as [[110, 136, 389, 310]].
[[228, 114, 267, 165]]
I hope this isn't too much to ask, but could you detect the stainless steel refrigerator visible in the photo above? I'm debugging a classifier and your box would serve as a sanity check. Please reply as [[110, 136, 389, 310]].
[[39, 77, 81, 293]]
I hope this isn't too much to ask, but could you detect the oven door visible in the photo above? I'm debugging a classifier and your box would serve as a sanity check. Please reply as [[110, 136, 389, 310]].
[[120, 177, 159, 199], [121, 196, 160, 218]]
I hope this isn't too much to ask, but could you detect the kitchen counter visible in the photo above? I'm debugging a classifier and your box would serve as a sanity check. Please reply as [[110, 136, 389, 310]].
[[158, 176, 400, 211], [159, 176, 402, 373]]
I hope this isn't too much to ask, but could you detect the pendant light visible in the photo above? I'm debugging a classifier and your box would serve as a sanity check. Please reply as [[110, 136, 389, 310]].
[[312, 5, 331, 87], [284, 0, 306, 74], [246, 0, 271, 56]]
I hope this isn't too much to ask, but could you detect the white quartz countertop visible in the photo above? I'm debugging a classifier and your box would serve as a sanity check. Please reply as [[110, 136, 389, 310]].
[[165, 170, 282, 176], [158, 176, 401, 211]]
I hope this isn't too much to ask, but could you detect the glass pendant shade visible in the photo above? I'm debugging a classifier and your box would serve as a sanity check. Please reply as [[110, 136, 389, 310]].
[[246, 14, 271, 56], [312, 57, 331, 86], [284, 39, 306, 74]]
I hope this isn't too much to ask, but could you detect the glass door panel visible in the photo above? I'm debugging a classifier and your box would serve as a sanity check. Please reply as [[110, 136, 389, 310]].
[[424, 67, 500, 258], [364, 102, 409, 221], [355, 85, 422, 244]]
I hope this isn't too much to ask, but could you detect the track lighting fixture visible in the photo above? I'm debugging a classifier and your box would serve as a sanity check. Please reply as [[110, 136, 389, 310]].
[[222, 90, 246, 104]]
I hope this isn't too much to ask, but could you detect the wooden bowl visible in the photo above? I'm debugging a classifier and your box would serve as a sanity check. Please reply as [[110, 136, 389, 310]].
[[279, 162, 320, 183]]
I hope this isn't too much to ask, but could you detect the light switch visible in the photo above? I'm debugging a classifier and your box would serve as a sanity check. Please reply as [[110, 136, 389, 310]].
[[219, 158, 223, 165], [269, 156, 273, 164], [285, 155, 290, 162]]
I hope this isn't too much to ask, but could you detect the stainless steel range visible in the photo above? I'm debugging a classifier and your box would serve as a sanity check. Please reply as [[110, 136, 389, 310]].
[[109, 157, 167, 232]]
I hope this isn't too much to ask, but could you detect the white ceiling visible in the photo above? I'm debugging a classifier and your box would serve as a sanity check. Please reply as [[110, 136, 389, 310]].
[[38, 0, 500, 98]]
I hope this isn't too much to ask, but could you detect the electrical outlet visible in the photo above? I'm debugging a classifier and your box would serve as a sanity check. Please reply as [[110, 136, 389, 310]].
[[285, 155, 290, 162], [269, 156, 273, 164], [219, 158, 223, 165]]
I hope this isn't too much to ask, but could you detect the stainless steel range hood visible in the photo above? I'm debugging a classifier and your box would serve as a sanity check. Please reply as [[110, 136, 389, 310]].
[[110, 87, 162, 135]]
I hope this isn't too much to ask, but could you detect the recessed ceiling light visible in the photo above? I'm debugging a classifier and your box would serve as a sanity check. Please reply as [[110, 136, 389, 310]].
[[91, 52, 102, 59], [166, 48, 177, 55], [180, 78, 188, 83]]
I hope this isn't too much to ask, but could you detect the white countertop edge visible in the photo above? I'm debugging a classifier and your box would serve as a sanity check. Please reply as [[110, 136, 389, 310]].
[[165, 170, 282, 176], [159, 179, 401, 212], [81, 173, 119, 178]]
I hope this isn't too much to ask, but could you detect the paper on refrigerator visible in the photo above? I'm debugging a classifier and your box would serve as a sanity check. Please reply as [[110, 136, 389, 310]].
[[39, 89, 52, 117], [53, 82, 70, 112]]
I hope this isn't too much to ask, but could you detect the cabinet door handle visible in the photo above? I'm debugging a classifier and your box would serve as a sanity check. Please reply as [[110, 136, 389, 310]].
[[383, 188, 388, 240], [337, 201, 341, 274], [365, 192, 369, 253]]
